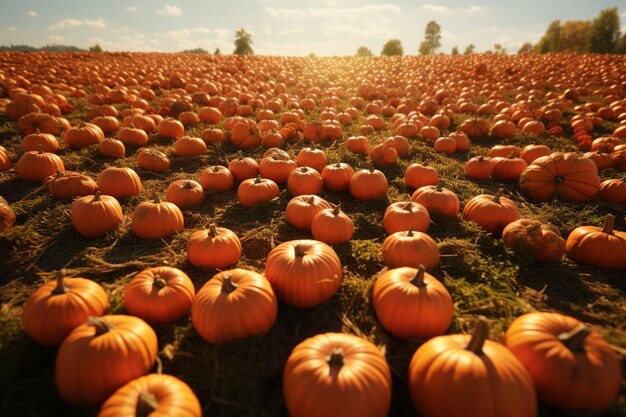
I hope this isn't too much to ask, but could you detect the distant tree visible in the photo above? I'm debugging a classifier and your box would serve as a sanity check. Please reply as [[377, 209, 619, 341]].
[[589, 7, 620, 53], [308, 52, 317, 58], [419, 20, 441, 55], [381, 39, 404, 56], [180, 47, 208, 54], [233, 28, 253, 55], [518, 42, 533, 54], [617, 33, 626, 54], [356, 46, 373, 57], [559, 20, 591, 52], [214, 47, 221, 55], [451, 46, 459, 56], [89, 43, 103, 53], [536, 20, 561, 53], [463, 44, 475, 55], [493, 43, 507, 54]]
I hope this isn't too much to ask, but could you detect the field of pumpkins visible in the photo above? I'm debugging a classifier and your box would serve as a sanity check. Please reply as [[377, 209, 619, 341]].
[[0, 51, 625, 416]]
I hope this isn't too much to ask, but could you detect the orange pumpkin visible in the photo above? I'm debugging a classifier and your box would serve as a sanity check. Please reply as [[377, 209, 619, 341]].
[[462, 191, 520, 234], [137, 148, 171, 172], [98, 138, 125, 158], [64, 123, 104, 149], [565, 214, 626, 270], [321, 162, 354, 192], [502, 219, 566, 262], [200, 165, 234, 193], [311, 205, 354, 245], [259, 154, 297, 184], [47, 170, 98, 200], [404, 163, 438, 189], [296, 147, 327, 173], [22, 131, 59, 153], [285, 195, 331, 231], [491, 154, 528, 181], [383, 201, 430, 234], [131, 194, 184, 239], [237, 176, 280, 208], [598, 177, 626, 205], [166, 179, 204, 209], [0, 196, 16, 234], [411, 182, 460, 218], [98, 167, 142, 198], [174, 136, 206, 157], [287, 166, 323, 196], [382, 229, 440, 270], [186, 224, 242, 269], [465, 155, 493, 179], [349, 169, 388, 200], [71, 192, 123, 237], [16, 149, 65, 181]]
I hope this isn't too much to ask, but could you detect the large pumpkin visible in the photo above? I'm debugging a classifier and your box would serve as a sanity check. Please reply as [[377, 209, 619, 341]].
[[408, 317, 537, 417], [98, 167, 142, 198], [502, 218, 566, 262], [192, 268, 277, 344], [283, 332, 391, 417], [16, 149, 65, 181], [22, 270, 109, 346], [186, 224, 242, 269], [462, 191, 520, 234], [565, 214, 626, 270], [55, 315, 158, 405], [505, 312, 621, 413], [349, 169, 388, 200], [71, 192, 123, 238], [131, 194, 184, 239], [265, 240, 342, 308]]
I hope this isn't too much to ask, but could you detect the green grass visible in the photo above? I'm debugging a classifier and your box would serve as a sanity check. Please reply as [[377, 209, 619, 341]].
[[0, 53, 625, 417]]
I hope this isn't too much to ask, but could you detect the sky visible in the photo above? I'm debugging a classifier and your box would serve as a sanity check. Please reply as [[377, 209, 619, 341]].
[[0, 0, 625, 55]]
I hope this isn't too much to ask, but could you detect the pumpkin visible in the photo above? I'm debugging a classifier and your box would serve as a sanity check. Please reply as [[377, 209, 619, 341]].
[[520, 144, 551, 164], [123, 266, 195, 324], [345, 135, 370, 155], [97, 374, 201, 417], [433, 136, 456, 154], [449, 131, 469, 151], [490, 119, 517, 139], [404, 163, 438, 189], [581, 151, 616, 171], [265, 239, 342, 308], [64, 123, 104, 149], [137, 148, 171, 172], [465, 156, 493, 179], [411, 182, 460, 218], [385, 135, 409, 156], [186, 224, 242, 269], [285, 195, 332, 230], [369, 142, 398, 166], [131, 194, 184, 239], [349, 169, 388, 200], [287, 166, 323, 196], [520, 152, 601, 202], [98, 138, 125, 158], [71, 192, 123, 237], [284, 332, 391, 417], [259, 154, 297, 184], [491, 154, 528, 181], [321, 162, 354, 192], [18, 112, 66, 135], [55, 315, 158, 405], [47, 170, 98, 200], [599, 177, 626, 205], [237, 176, 280, 208], [383, 201, 430, 234], [201, 127, 226, 144], [22, 270, 109, 346], [0, 146, 12, 171], [22, 131, 59, 153], [0, 196, 16, 233], [158, 118, 185, 139], [90, 116, 120, 135], [408, 317, 537, 417], [505, 312, 622, 413], [192, 268, 277, 344], [174, 136, 206, 157], [490, 144, 521, 158], [98, 167, 142, 198], [459, 117, 490, 140], [373, 266, 453, 340], [382, 229, 440, 270], [296, 147, 328, 173], [118, 126, 149, 147], [16, 149, 65, 181], [565, 214, 626, 270], [502, 219, 566, 262], [311, 205, 354, 245], [200, 165, 234, 193], [462, 190, 520, 234], [166, 179, 204, 209]]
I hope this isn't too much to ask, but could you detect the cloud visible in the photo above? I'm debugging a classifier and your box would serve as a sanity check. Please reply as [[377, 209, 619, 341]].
[[27, 11, 37, 17], [165, 27, 230, 40], [465, 5, 484, 13], [422, 4, 451, 13], [157, 5, 182, 16], [266, 4, 400, 18], [321, 24, 394, 40], [8, 26, 17, 32], [441, 30, 460, 41], [49, 35, 65, 43], [125, 6, 137, 12], [49, 18, 106, 30], [277, 25, 304, 36]]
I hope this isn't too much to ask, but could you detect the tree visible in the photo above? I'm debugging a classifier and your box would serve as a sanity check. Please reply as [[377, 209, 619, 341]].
[[493, 43, 507, 54], [451, 46, 459, 56], [233, 28, 253, 55], [559, 20, 591, 52], [381, 39, 403, 56], [463, 44, 475, 55], [589, 7, 620, 53], [536, 20, 561, 53], [180, 47, 208, 54], [214, 47, 221, 55], [617, 33, 626, 54], [419, 21, 441, 55], [89, 43, 103, 53], [518, 42, 533, 54], [356, 46, 373, 57]]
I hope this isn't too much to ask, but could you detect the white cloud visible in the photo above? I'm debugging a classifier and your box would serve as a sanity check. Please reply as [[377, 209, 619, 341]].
[[214, 29, 230, 38], [321, 24, 394, 40], [465, 5, 484, 13], [27, 11, 37, 17], [267, 4, 400, 18], [266, 7, 307, 18], [441, 30, 460, 41], [125, 6, 137, 12], [277, 25, 304, 35], [422, 4, 451, 13], [165, 27, 230, 41], [157, 5, 182, 16], [49, 18, 106, 30], [49, 35, 65, 42]]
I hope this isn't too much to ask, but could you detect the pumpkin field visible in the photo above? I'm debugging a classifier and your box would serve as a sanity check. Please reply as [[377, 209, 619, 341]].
[[0, 52, 625, 417]]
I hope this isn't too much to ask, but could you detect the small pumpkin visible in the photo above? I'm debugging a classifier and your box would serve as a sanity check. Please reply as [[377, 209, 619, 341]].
[[47, 170, 98, 200], [166, 179, 204, 209], [186, 223, 242, 269], [311, 205, 354, 245], [382, 229, 440, 270], [296, 147, 328, 173], [118, 126, 149, 146], [285, 194, 331, 231], [0, 196, 16, 233], [0, 146, 12, 171], [71, 192, 123, 237], [383, 201, 430, 234], [287, 166, 323, 196], [491, 154, 528, 181], [200, 165, 234, 193], [411, 181, 460, 218], [98, 167, 142, 198], [565, 214, 626, 270], [16, 148, 65, 181], [158, 118, 185, 139], [404, 163, 439, 190], [228, 156, 259, 182], [349, 169, 388, 201], [64, 123, 104, 149], [465, 156, 493, 179], [237, 176, 280, 208], [462, 190, 520, 234], [174, 136, 207, 157], [345, 135, 370, 155], [131, 194, 184, 240], [259, 154, 297, 184], [98, 138, 125, 158], [22, 131, 59, 153], [520, 144, 551, 164], [137, 148, 171, 172], [321, 162, 354, 192], [502, 219, 566, 262]]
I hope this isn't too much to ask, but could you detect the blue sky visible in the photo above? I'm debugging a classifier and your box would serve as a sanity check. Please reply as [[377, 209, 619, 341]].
[[1, 0, 625, 55]]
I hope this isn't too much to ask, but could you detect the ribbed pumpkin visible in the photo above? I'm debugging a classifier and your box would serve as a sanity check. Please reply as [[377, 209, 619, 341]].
[[259, 154, 297, 184], [118, 126, 149, 146], [137, 148, 171, 172], [465, 156, 493, 179], [98, 138, 125, 158], [131, 194, 184, 239], [123, 266, 195, 324], [599, 177, 626, 205], [411, 182, 460, 218], [311, 205, 354, 245], [71, 192, 123, 237], [237, 176, 280, 208], [166, 179, 204, 209], [64, 123, 104, 149], [265, 240, 342, 308], [47, 170, 98, 200], [97, 374, 202, 417], [228, 156, 259, 182], [373, 266, 453, 340], [16, 149, 65, 181], [404, 163, 439, 189], [22, 270, 109, 346], [505, 312, 622, 413], [491, 154, 528, 181], [520, 144, 551, 164], [349, 169, 388, 200], [287, 166, 323, 196], [55, 315, 158, 405], [0, 146, 12, 171], [502, 219, 566, 262], [383, 201, 430, 234], [321, 162, 354, 192], [174, 136, 206, 157], [98, 167, 142, 198], [382, 229, 440, 270], [22, 131, 59, 153], [296, 147, 328, 173], [345, 135, 370, 154], [285, 195, 331, 230], [186, 224, 242, 269], [200, 165, 234, 193], [463, 191, 520, 234], [284, 332, 391, 417], [0, 196, 16, 234], [565, 214, 626, 270], [520, 152, 600, 202], [158, 118, 185, 139], [408, 317, 537, 417], [192, 268, 277, 344]]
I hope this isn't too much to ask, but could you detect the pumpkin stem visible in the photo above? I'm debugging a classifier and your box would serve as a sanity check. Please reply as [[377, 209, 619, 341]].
[[435, 181, 443, 192], [38, 144, 45, 154], [208, 223, 219, 237], [332, 205, 341, 216], [212, 165, 220, 172], [477, 156, 485, 162], [601, 214, 615, 235], [327, 348, 344, 369], [306, 196, 315, 204], [465, 316, 489, 355], [183, 181, 195, 189], [407, 228, 414, 237], [401, 202, 413, 212], [335, 162, 341, 168], [299, 166, 308, 173], [409, 265, 427, 287], [154, 193, 161, 204], [493, 189, 503, 204], [153, 275, 167, 289], [51, 269, 69, 295], [558, 324, 591, 352], [222, 274, 239, 293], [55, 169, 65, 177], [294, 243, 307, 257], [87, 316, 114, 337], [91, 191, 102, 202], [254, 175, 262, 184], [136, 391, 159, 417]]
